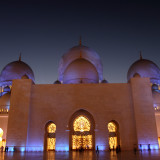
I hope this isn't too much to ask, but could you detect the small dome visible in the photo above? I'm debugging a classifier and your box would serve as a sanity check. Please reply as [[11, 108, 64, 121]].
[[152, 84, 159, 91], [101, 79, 108, 83], [21, 74, 29, 79], [3, 86, 11, 93], [63, 58, 99, 84], [59, 45, 103, 82], [0, 60, 35, 84], [127, 59, 160, 84], [152, 91, 160, 108], [54, 80, 61, 84]]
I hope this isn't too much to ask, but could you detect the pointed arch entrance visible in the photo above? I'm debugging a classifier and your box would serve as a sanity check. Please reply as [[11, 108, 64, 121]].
[[44, 121, 56, 151], [69, 109, 95, 150], [108, 120, 120, 150]]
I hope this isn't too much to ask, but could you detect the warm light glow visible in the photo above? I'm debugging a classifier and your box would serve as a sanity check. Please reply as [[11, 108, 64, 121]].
[[0, 128, 3, 138], [73, 116, 90, 132], [158, 137, 160, 148], [108, 122, 118, 149], [47, 138, 56, 150], [0, 128, 4, 150], [108, 122, 116, 132], [72, 135, 92, 150], [109, 137, 117, 149], [47, 123, 56, 151], [47, 123, 56, 133], [72, 115, 92, 150]]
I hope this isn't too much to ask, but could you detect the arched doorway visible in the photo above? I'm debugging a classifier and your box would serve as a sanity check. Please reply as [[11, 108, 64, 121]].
[[72, 116, 92, 150], [108, 121, 120, 150], [45, 122, 56, 151], [69, 109, 95, 150]]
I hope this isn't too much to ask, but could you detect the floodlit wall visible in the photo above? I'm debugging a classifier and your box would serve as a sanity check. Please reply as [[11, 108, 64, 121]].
[[130, 77, 159, 150], [6, 77, 158, 151], [6, 79, 33, 151], [27, 82, 137, 151]]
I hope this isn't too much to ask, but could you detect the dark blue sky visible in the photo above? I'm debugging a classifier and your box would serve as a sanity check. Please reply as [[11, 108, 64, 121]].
[[0, 0, 160, 84]]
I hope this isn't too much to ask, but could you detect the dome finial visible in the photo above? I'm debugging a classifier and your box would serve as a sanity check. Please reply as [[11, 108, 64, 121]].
[[19, 52, 22, 61], [79, 36, 82, 46], [140, 51, 143, 60]]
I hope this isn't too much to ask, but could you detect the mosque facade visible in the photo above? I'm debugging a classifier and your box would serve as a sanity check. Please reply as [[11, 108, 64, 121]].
[[0, 43, 160, 152]]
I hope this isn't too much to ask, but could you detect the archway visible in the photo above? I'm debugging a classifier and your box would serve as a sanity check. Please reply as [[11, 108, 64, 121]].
[[69, 109, 95, 150], [108, 121, 120, 150], [45, 122, 56, 151]]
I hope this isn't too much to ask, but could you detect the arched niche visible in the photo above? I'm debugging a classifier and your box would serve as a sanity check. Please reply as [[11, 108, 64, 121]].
[[107, 120, 120, 150], [44, 121, 56, 151]]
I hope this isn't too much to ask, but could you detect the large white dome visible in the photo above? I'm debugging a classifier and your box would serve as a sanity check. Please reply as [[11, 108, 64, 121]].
[[0, 60, 35, 84], [58, 45, 103, 82], [63, 58, 99, 84], [127, 59, 160, 84]]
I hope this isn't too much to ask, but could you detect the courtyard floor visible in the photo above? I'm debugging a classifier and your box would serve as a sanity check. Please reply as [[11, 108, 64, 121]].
[[0, 150, 160, 160]]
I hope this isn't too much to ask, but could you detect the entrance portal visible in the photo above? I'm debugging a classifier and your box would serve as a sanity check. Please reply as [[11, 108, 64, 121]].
[[72, 116, 92, 150]]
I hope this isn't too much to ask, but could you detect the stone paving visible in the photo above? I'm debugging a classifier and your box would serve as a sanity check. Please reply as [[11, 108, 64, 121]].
[[0, 150, 160, 160]]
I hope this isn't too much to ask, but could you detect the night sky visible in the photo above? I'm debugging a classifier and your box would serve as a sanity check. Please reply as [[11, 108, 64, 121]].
[[0, 1, 160, 84]]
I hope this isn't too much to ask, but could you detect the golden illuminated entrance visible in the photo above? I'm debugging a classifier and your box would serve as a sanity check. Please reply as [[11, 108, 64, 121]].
[[46, 123, 56, 151], [72, 116, 92, 150], [108, 122, 118, 149]]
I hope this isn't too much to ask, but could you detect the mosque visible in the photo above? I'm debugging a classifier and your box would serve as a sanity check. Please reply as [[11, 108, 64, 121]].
[[0, 42, 160, 152]]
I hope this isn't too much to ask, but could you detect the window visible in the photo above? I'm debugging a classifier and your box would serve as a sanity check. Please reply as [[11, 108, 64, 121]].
[[73, 116, 90, 132]]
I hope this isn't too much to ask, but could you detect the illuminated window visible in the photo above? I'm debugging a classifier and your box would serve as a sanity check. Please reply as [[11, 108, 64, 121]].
[[108, 121, 118, 149], [72, 115, 92, 150], [73, 116, 90, 132], [158, 137, 160, 148], [47, 122, 56, 151], [108, 122, 116, 132], [48, 123, 56, 133]]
